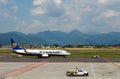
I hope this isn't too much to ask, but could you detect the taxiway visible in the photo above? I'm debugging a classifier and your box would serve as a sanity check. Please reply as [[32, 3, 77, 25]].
[[0, 62, 120, 79]]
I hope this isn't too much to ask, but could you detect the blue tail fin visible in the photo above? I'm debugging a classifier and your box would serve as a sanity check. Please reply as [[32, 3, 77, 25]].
[[10, 39, 23, 50]]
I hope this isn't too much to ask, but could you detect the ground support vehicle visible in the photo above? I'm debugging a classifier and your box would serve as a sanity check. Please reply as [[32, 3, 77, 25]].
[[66, 68, 88, 76]]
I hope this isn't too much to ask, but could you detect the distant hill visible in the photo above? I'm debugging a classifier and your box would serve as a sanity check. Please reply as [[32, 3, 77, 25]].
[[0, 30, 120, 45]]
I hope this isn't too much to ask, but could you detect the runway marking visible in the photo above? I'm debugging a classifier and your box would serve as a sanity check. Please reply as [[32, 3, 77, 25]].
[[2, 62, 46, 78], [90, 63, 96, 79], [102, 58, 120, 68]]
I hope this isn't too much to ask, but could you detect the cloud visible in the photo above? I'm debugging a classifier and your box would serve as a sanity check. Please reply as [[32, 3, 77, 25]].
[[3, 12, 9, 18], [103, 10, 119, 18], [18, 20, 28, 26], [12, 5, 18, 12], [0, 0, 19, 19], [0, 0, 120, 34], [31, 0, 64, 17], [29, 0, 120, 33], [31, 7, 44, 16], [28, 20, 41, 29], [53, 0, 62, 6], [98, 0, 108, 4], [33, 0, 44, 6], [93, 10, 120, 21], [98, 0, 120, 4], [0, 0, 8, 5]]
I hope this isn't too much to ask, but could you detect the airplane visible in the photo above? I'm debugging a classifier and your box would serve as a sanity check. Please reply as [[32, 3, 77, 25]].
[[10, 39, 70, 58]]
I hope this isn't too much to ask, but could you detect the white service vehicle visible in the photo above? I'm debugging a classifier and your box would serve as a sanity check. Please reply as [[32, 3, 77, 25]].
[[66, 68, 88, 76]]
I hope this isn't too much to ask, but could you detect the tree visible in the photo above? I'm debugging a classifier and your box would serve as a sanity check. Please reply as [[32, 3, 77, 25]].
[[53, 44, 59, 47], [0, 44, 2, 48]]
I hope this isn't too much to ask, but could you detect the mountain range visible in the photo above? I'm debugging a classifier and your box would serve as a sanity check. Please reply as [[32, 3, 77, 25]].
[[0, 30, 120, 45]]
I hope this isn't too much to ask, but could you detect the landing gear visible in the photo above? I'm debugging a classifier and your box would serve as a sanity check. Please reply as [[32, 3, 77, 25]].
[[37, 55, 42, 58]]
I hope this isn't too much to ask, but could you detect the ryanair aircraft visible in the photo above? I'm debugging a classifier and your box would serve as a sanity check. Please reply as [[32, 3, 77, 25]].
[[10, 39, 70, 58]]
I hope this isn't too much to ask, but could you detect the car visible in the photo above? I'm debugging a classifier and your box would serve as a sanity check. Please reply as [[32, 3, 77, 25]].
[[91, 55, 100, 58], [66, 68, 88, 76]]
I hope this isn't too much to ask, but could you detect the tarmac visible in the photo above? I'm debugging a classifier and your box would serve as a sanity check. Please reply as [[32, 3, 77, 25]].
[[0, 54, 120, 62], [0, 54, 120, 79], [0, 62, 120, 79]]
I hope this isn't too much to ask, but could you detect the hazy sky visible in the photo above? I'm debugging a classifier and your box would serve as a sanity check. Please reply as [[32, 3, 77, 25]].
[[0, 0, 120, 34]]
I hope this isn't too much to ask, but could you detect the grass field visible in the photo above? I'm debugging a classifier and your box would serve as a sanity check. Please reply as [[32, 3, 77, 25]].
[[0, 48, 120, 58], [0, 49, 12, 54], [65, 48, 120, 58]]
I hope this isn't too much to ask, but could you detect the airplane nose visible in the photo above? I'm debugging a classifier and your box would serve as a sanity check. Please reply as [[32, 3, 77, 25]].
[[68, 53, 71, 55], [63, 51, 71, 55], [66, 52, 71, 55]]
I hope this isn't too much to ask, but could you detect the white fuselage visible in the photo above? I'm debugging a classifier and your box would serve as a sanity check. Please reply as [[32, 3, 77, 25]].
[[13, 49, 70, 57]]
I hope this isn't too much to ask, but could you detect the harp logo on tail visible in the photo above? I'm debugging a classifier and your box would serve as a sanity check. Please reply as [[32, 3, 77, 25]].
[[12, 43, 17, 48]]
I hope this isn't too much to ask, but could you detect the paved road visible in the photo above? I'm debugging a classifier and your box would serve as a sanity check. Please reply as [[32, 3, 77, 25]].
[[0, 55, 120, 79], [0, 62, 120, 79], [0, 55, 120, 62]]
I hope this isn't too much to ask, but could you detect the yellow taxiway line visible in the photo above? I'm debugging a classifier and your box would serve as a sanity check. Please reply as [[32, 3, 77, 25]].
[[101, 58, 120, 68]]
